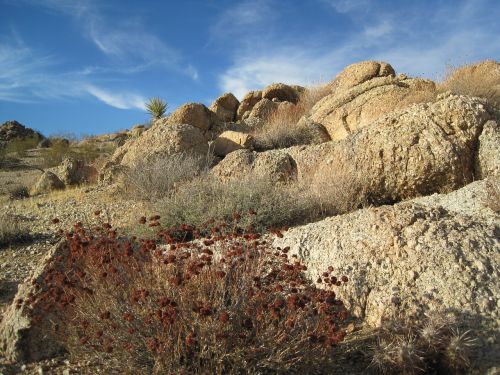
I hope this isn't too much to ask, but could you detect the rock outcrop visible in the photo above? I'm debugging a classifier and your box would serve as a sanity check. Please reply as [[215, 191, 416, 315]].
[[0, 120, 44, 148], [212, 131, 253, 157], [274, 181, 499, 370], [237, 91, 263, 120], [112, 121, 209, 168], [0, 241, 69, 362], [261, 83, 300, 104], [476, 120, 499, 178], [165, 103, 216, 131], [210, 93, 240, 123], [309, 75, 436, 140], [328, 60, 396, 93], [30, 172, 65, 196], [211, 149, 296, 183]]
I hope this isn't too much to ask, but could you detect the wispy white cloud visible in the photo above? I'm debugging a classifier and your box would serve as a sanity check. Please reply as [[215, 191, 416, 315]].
[[219, 0, 500, 98], [0, 33, 148, 110], [320, 0, 371, 14], [84, 85, 146, 110], [15, 0, 199, 80]]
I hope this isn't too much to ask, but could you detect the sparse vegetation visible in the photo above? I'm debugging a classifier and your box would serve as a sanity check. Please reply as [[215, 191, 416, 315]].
[[146, 97, 168, 120], [0, 213, 25, 248], [439, 60, 500, 110], [157, 176, 321, 232], [123, 153, 207, 201], [8, 185, 29, 200], [34, 216, 351, 374], [370, 313, 476, 374], [253, 84, 331, 150]]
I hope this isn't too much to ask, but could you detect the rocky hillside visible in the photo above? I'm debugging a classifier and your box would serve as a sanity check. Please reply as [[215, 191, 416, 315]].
[[0, 60, 499, 374]]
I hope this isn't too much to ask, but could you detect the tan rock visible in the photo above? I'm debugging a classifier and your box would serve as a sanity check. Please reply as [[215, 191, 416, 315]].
[[212, 131, 253, 156], [211, 149, 296, 183], [261, 83, 300, 104], [30, 171, 65, 196], [309, 76, 437, 140], [0, 241, 69, 362], [248, 98, 279, 120], [210, 93, 240, 123], [329, 60, 396, 93], [236, 90, 262, 120], [113, 121, 208, 168], [130, 124, 146, 137], [273, 184, 500, 371], [165, 103, 215, 131], [476, 120, 500, 178]]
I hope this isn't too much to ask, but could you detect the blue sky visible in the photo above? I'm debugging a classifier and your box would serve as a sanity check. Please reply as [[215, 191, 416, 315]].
[[0, 0, 499, 137]]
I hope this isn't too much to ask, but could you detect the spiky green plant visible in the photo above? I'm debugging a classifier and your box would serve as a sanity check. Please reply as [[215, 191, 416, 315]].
[[146, 97, 168, 120]]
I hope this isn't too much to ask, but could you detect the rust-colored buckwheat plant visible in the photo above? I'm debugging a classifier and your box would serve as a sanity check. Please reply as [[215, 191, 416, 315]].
[[29, 212, 351, 374]]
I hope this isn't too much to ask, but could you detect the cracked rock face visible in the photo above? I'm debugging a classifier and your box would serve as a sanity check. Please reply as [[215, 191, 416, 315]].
[[309, 76, 437, 140], [273, 182, 499, 370]]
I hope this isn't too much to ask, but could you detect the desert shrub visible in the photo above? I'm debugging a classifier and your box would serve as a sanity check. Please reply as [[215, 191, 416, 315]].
[[370, 313, 476, 374], [252, 84, 331, 150], [158, 177, 320, 232], [41, 138, 73, 167], [438, 61, 500, 110], [0, 213, 26, 248], [8, 185, 29, 200], [123, 153, 209, 201], [3, 136, 40, 158], [33, 216, 351, 374]]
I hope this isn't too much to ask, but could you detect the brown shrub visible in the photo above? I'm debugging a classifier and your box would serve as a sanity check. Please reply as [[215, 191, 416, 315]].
[[438, 60, 500, 110], [34, 217, 351, 374], [0, 213, 26, 248], [252, 84, 331, 150]]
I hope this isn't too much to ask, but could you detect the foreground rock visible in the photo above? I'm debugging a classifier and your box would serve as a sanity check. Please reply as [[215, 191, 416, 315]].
[[274, 181, 499, 371], [112, 121, 209, 167], [30, 172, 65, 196], [476, 120, 500, 178], [0, 241, 69, 362]]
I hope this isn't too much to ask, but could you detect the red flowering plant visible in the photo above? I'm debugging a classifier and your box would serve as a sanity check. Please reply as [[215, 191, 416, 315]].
[[32, 212, 351, 374]]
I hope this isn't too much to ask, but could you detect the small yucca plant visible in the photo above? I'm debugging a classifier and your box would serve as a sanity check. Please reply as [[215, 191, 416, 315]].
[[146, 97, 167, 120]]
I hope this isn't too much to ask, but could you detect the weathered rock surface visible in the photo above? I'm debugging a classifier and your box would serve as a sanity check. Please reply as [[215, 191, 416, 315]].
[[130, 124, 146, 138], [261, 83, 300, 104], [274, 182, 499, 370], [211, 149, 296, 183], [328, 60, 396, 93], [237, 91, 262, 120], [30, 172, 65, 196], [210, 93, 240, 123], [0, 241, 69, 362], [309, 75, 437, 140], [476, 120, 499, 178], [112, 121, 208, 167], [165, 103, 215, 131], [57, 158, 82, 185], [212, 131, 253, 156], [220, 94, 492, 206]]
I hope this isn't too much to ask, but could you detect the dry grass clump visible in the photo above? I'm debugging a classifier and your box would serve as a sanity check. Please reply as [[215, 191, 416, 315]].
[[0, 213, 25, 248], [158, 176, 320, 232], [370, 313, 476, 374], [32, 215, 351, 374], [438, 60, 500, 110], [123, 153, 208, 201], [8, 185, 29, 200], [252, 84, 331, 150]]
